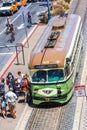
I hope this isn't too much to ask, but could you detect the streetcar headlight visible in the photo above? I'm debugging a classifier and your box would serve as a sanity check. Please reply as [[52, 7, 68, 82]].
[[33, 86, 39, 94], [56, 85, 61, 89], [34, 86, 39, 91]]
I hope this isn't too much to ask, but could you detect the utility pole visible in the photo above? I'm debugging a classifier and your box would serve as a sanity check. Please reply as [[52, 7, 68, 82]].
[[47, 0, 52, 21]]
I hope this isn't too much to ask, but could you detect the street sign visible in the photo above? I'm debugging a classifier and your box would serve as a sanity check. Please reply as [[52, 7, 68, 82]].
[[16, 45, 22, 51], [74, 85, 86, 97], [15, 45, 25, 65]]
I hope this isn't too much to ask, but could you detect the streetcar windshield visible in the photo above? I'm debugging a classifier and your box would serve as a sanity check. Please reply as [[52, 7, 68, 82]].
[[48, 69, 64, 82], [32, 70, 46, 82], [31, 69, 64, 83]]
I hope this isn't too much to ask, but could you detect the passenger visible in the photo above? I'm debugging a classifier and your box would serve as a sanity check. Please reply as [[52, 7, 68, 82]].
[[0, 78, 5, 96], [1, 93, 7, 118], [20, 74, 30, 103], [14, 77, 21, 97], [6, 72, 16, 92], [5, 88, 17, 119], [17, 71, 24, 83], [6, 72, 14, 86]]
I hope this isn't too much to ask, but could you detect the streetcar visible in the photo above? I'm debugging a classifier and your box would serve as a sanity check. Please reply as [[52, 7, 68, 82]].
[[28, 14, 82, 105]]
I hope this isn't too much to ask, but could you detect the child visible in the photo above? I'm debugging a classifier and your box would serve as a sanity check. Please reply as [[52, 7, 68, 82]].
[[1, 94, 7, 118]]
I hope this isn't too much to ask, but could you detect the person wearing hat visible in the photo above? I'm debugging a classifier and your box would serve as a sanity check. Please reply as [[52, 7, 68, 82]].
[[5, 88, 17, 119]]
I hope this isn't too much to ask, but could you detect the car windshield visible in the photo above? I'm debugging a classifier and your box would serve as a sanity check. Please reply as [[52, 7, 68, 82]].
[[32, 70, 46, 82], [2, 3, 12, 7], [48, 69, 64, 82]]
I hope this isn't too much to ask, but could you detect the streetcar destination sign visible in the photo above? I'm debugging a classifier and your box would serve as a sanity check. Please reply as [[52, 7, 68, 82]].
[[34, 64, 58, 69], [74, 85, 86, 97]]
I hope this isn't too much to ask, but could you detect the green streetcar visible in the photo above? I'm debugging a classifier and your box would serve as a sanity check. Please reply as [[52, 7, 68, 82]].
[[28, 14, 82, 105]]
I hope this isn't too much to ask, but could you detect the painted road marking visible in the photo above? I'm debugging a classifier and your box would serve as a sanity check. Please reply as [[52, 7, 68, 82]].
[[0, 52, 14, 55], [17, 24, 24, 29]]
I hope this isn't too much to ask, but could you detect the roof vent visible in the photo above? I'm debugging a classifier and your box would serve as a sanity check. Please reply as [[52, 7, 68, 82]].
[[45, 31, 60, 48], [52, 16, 67, 29]]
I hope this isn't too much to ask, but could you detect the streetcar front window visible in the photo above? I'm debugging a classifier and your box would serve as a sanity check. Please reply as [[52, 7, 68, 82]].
[[32, 70, 46, 82], [48, 69, 64, 82]]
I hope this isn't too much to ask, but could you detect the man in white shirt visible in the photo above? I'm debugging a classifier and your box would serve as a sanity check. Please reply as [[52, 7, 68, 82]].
[[5, 88, 17, 118], [17, 71, 24, 83]]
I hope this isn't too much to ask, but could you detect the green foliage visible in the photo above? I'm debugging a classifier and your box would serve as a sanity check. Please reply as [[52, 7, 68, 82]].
[[39, 16, 48, 24], [63, 4, 69, 10], [64, 0, 71, 3]]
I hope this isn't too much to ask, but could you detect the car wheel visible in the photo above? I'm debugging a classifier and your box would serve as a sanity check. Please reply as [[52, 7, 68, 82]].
[[16, 8, 18, 12], [11, 11, 13, 15]]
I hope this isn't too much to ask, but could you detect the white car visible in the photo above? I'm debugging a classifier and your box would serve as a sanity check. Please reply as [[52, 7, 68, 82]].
[[0, 0, 3, 7], [0, 2, 18, 15]]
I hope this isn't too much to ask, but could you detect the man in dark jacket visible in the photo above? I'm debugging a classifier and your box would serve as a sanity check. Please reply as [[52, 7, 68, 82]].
[[0, 78, 5, 96]]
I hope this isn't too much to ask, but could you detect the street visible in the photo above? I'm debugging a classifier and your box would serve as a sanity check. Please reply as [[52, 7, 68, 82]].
[[0, 1, 48, 72]]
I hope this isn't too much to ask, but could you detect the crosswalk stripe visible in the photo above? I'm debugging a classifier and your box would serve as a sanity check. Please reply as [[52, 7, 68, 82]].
[[0, 52, 14, 55]]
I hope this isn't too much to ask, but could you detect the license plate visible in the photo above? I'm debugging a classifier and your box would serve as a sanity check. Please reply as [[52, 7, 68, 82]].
[[45, 98, 50, 102]]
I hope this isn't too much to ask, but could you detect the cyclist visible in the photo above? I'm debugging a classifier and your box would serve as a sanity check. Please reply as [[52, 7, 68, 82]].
[[27, 11, 32, 27]]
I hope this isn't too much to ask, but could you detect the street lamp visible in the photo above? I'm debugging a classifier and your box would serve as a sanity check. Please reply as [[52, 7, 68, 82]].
[[47, 0, 52, 21]]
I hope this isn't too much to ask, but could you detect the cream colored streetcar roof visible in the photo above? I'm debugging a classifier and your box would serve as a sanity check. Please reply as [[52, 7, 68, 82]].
[[30, 14, 80, 69]]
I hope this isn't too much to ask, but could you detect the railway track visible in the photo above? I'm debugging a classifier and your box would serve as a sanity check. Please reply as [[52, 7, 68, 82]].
[[24, 0, 87, 130], [25, 106, 63, 130]]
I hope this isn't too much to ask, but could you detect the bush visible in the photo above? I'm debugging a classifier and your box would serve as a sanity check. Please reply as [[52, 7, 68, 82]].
[[63, 4, 69, 10], [64, 0, 71, 3]]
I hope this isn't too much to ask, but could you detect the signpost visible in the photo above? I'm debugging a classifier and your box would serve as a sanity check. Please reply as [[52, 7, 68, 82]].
[[15, 44, 25, 65], [47, 0, 52, 21], [18, 6, 29, 47], [74, 85, 86, 97]]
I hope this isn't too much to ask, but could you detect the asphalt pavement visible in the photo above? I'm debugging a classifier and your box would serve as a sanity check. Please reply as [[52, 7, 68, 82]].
[[0, 22, 47, 130], [0, 2, 48, 129], [0, 1, 48, 73]]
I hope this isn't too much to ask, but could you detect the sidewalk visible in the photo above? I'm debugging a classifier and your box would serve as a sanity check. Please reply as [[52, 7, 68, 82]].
[[0, 23, 47, 130]]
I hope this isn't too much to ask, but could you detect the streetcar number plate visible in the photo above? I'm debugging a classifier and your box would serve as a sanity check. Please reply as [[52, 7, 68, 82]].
[[45, 98, 50, 102]]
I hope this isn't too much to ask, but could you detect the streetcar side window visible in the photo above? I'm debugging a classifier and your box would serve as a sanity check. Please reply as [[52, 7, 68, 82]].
[[48, 69, 64, 82], [32, 70, 46, 82]]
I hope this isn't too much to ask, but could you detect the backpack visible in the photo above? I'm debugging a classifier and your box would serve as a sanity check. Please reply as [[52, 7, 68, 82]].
[[20, 79, 24, 88], [1, 100, 7, 107], [1, 96, 7, 108]]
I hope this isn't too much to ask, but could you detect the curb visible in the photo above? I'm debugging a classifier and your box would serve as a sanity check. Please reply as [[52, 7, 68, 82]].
[[15, 104, 28, 130]]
